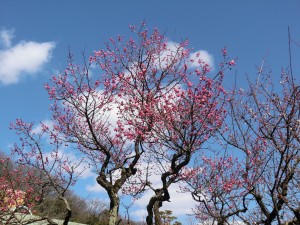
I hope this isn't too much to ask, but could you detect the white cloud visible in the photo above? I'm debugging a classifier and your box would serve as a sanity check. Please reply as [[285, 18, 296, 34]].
[[189, 50, 214, 68], [150, 40, 214, 71], [132, 182, 196, 219], [0, 28, 15, 48], [31, 119, 54, 135], [86, 179, 106, 193], [131, 208, 148, 220], [156, 41, 180, 68], [0, 29, 55, 85], [160, 184, 195, 216], [76, 161, 94, 179], [129, 159, 196, 220], [30, 120, 94, 179]]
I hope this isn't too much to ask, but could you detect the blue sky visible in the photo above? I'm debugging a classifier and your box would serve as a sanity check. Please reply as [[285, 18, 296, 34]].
[[1, 0, 300, 223]]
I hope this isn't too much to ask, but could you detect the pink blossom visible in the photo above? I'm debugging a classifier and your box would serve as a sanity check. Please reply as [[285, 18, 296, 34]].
[[229, 59, 235, 66]]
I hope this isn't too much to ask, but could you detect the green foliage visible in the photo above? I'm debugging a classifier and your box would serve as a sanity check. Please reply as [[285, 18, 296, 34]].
[[159, 210, 182, 225]]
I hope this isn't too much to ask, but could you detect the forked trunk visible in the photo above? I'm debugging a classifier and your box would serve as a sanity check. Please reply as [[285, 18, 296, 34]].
[[146, 196, 162, 225]]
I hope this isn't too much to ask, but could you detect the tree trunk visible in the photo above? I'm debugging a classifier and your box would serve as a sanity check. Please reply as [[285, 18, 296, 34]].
[[63, 209, 72, 225], [146, 196, 163, 225], [59, 196, 72, 225], [153, 201, 162, 225], [146, 196, 156, 225], [108, 192, 120, 225]]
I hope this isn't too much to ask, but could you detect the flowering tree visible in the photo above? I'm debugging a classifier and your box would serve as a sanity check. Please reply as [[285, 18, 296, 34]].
[[185, 154, 249, 225], [186, 60, 300, 224], [43, 24, 196, 225], [230, 71, 300, 225], [135, 47, 235, 225], [0, 153, 57, 224], [0, 155, 36, 223], [7, 119, 83, 225], [42, 23, 235, 225], [143, 69, 228, 225]]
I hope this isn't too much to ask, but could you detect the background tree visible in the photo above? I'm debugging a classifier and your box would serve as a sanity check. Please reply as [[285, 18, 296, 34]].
[[185, 154, 248, 225], [0, 153, 54, 224], [160, 210, 177, 225], [227, 70, 300, 224], [8, 119, 84, 225], [186, 52, 300, 224], [0, 153, 141, 225]]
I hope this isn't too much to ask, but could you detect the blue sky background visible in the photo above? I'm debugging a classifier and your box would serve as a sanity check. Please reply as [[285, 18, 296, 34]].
[[1, 0, 300, 223]]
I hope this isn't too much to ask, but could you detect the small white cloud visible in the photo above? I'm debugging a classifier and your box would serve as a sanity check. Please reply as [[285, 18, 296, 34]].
[[145, 40, 214, 71], [31, 120, 54, 135], [86, 180, 106, 193], [76, 161, 94, 179], [152, 41, 183, 70], [131, 209, 147, 219], [0, 29, 55, 85], [0, 28, 15, 48], [132, 182, 195, 219], [189, 50, 214, 68], [160, 184, 195, 216]]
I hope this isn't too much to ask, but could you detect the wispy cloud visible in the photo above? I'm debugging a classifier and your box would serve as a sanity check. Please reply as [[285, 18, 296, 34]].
[[0, 28, 15, 48], [31, 119, 54, 135], [0, 28, 55, 85], [86, 179, 106, 193]]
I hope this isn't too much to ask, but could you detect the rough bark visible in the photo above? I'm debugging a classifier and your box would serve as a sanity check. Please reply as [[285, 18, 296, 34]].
[[146, 196, 157, 225], [59, 196, 72, 225], [108, 192, 120, 225], [153, 201, 162, 225]]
